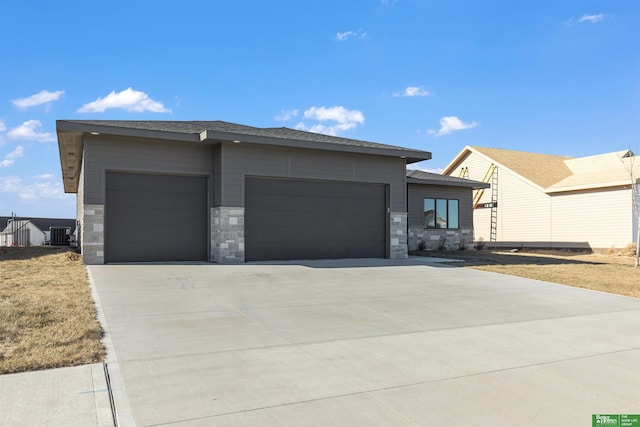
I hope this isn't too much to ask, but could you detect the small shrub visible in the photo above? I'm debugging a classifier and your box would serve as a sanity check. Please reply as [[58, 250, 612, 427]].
[[418, 240, 426, 251], [475, 237, 486, 250], [620, 243, 637, 257], [437, 237, 446, 251]]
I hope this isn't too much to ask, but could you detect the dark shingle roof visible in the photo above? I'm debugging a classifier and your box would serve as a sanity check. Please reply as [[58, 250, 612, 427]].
[[61, 120, 423, 152], [0, 216, 11, 231], [57, 119, 433, 193], [407, 169, 489, 189]]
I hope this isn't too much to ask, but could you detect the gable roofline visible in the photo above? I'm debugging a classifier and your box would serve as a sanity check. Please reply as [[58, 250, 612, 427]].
[[444, 145, 638, 194], [442, 145, 474, 176], [443, 145, 572, 191], [57, 120, 432, 193], [0, 217, 75, 234], [0, 220, 42, 235]]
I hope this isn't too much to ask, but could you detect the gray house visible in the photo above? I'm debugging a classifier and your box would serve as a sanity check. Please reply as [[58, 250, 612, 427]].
[[406, 170, 489, 251], [57, 120, 437, 264]]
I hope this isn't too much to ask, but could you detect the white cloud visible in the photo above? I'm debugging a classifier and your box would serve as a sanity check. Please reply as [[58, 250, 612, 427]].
[[1, 146, 24, 167], [0, 120, 6, 132], [579, 13, 605, 23], [303, 106, 365, 124], [7, 120, 55, 142], [394, 86, 430, 97], [275, 109, 299, 121], [294, 105, 365, 136], [428, 116, 478, 137], [0, 175, 70, 201], [335, 29, 366, 41], [566, 13, 606, 25], [78, 87, 171, 113], [381, 0, 398, 5], [11, 90, 64, 109]]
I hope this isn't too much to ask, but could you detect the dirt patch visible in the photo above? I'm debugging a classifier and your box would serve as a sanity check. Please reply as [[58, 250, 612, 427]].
[[0, 246, 105, 374], [417, 249, 639, 298]]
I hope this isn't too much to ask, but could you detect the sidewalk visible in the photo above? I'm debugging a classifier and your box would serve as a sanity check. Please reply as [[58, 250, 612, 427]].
[[0, 363, 114, 427]]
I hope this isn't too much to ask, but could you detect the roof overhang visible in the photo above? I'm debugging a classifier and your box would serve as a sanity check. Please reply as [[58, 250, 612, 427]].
[[545, 179, 638, 194], [57, 120, 431, 193], [199, 129, 431, 164], [57, 122, 204, 193], [406, 177, 490, 189]]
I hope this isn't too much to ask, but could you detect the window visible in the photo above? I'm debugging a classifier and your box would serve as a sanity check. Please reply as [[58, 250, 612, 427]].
[[424, 198, 459, 229]]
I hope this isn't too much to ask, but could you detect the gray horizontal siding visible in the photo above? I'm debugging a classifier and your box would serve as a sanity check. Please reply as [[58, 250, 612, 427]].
[[84, 136, 214, 205], [221, 143, 406, 211], [213, 144, 222, 206], [407, 184, 473, 228]]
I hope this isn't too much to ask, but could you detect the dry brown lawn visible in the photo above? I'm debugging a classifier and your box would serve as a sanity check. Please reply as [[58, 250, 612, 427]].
[[423, 249, 640, 298], [0, 246, 104, 374]]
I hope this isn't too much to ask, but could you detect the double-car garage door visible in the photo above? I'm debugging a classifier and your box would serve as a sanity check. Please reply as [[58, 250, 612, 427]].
[[104, 173, 386, 262], [245, 177, 386, 261]]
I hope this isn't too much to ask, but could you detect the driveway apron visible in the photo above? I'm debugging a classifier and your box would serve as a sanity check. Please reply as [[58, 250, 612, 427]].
[[88, 259, 640, 426]]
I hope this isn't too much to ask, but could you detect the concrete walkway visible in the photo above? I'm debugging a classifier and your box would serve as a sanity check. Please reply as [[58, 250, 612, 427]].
[[0, 363, 114, 427], [84, 258, 639, 426]]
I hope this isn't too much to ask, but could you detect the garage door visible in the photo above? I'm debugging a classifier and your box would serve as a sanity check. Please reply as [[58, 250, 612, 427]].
[[105, 172, 208, 263], [245, 177, 386, 261]]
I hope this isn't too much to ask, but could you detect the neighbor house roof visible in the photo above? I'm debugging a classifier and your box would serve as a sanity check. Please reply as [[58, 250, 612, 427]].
[[0, 220, 36, 235], [406, 169, 489, 189], [0, 216, 11, 232], [0, 217, 75, 234], [57, 120, 432, 193], [443, 145, 638, 193], [546, 153, 640, 193]]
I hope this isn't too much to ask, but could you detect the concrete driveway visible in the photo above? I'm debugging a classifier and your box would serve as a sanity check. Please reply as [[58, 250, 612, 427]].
[[88, 258, 640, 426]]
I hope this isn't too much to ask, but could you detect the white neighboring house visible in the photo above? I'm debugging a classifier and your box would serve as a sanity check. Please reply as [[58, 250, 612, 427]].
[[443, 146, 640, 250], [0, 220, 46, 246], [0, 217, 76, 247]]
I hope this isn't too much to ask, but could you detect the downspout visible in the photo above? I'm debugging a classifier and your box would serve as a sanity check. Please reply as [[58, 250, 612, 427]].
[[549, 193, 553, 249]]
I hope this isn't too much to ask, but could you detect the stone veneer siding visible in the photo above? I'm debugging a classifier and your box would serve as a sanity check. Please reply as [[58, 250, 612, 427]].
[[408, 227, 474, 251], [211, 207, 245, 263], [81, 204, 104, 264], [389, 212, 408, 259]]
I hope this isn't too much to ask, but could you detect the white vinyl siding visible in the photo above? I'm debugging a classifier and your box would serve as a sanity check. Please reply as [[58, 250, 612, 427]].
[[498, 169, 551, 242], [473, 208, 491, 242], [551, 187, 633, 248], [447, 151, 551, 243]]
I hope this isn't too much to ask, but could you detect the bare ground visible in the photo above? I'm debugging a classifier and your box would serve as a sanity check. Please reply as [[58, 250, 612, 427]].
[[418, 249, 640, 298], [0, 246, 105, 374]]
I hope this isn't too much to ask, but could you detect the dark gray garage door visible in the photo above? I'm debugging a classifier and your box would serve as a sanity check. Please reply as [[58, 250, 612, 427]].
[[105, 172, 208, 263], [245, 177, 386, 261]]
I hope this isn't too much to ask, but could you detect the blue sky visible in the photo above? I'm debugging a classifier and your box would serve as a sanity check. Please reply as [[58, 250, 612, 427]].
[[1, 0, 638, 219]]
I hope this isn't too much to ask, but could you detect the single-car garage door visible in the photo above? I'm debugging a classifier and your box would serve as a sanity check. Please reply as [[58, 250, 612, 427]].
[[245, 177, 386, 261], [105, 172, 208, 263]]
